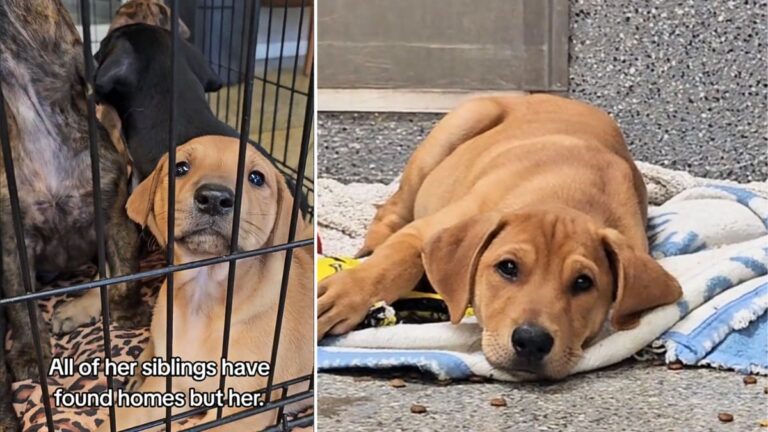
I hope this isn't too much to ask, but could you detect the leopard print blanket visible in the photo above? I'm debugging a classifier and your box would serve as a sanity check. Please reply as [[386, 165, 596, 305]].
[[8, 250, 205, 431]]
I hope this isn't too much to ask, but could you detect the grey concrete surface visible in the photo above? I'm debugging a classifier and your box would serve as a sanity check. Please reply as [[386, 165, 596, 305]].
[[568, 0, 767, 183], [318, 362, 768, 432], [318, 1, 768, 184], [317, 112, 439, 184]]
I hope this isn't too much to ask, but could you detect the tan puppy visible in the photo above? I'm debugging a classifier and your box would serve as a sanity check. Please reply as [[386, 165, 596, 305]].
[[99, 136, 313, 431], [318, 94, 682, 380]]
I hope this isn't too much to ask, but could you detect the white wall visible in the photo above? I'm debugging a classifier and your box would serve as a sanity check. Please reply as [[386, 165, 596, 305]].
[[255, 6, 311, 60]]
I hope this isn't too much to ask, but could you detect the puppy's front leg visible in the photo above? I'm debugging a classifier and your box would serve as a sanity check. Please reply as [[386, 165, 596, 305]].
[[318, 200, 478, 338], [105, 172, 147, 328], [51, 172, 144, 334]]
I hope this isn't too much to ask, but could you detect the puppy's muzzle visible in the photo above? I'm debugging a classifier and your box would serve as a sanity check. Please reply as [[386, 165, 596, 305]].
[[195, 184, 234, 216], [511, 322, 554, 362]]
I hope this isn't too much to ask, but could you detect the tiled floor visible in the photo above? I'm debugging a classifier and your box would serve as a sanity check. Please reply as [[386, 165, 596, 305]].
[[209, 57, 314, 208]]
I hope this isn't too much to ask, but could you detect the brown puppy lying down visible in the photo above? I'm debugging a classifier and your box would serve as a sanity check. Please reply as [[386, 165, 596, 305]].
[[99, 136, 312, 431], [318, 94, 682, 380]]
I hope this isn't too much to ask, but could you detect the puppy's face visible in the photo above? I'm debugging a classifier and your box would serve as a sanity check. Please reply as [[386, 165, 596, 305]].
[[110, 0, 191, 39], [127, 137, 294, 260], [423, 208, 681, 380]]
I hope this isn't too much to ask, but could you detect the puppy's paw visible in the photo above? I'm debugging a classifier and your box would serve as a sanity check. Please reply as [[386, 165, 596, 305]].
[[317, 269, 376, 339], [108, 281, 151, 329], [52, 291, 101, 335], [111, 306, 151, 329], [356, 226, 396, 258], [124, 371, 145, 392]]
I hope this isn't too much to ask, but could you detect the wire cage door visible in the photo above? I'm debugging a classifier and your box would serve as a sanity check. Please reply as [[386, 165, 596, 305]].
[[0, 0, 314, 430]]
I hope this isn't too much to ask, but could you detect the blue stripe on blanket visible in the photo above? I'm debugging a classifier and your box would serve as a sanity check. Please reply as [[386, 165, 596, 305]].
[[318, 347, 473, 379], [663, 282, 768, 365], [648, 210, 707, 258], [709, 184, 768, 227], [701, 313, 768, 374]]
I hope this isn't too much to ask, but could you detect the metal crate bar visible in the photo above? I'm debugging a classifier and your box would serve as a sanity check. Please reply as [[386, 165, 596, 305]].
[[164, 0, 181, 429], [278, 0, 309, 165], [208, 61, 311, 97], [0, 1, 314, 430], [265, 66, 314, 410], [216, 0, 262, 420], [78, 0, 117, 430], [0, 82, 55, 432], [0, 239, 313, 307], [121, 374, 313, 432]]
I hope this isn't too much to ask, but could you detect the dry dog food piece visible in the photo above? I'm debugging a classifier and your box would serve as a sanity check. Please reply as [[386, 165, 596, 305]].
[[667, 362, 685, 370], [718, 413, 734, 423], [743, 375, 758, 385], [352, 376, 373, 382], [490, 397, 507, 407], [410, 404, 427, 414], [389, 378, 407, 388]]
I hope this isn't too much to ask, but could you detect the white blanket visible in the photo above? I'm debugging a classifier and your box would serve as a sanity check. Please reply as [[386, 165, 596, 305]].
[[318, 166, 768, 380]]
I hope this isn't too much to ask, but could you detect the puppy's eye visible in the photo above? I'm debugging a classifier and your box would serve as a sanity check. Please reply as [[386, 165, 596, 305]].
[[572, 274, 593, 294], [248, 170, 265, 187], [175, 161, 190, 177], [495, 260, 518, 280]]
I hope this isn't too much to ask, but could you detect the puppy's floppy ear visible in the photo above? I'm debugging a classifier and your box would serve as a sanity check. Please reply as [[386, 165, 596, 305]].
[[181, 41, 223, 92], [156, 2, 191, 39], [94, 40, 139, 95], [601, 228, 682, 330], [177, 19, 192, 40], [269, 172, 300, 246], [126, 154, 168, 228], [422, 213, 503, 324]]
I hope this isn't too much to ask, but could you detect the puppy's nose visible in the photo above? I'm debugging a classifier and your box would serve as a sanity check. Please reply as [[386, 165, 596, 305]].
[[512, 323, 554, 361], [194, 184, 234, 216]]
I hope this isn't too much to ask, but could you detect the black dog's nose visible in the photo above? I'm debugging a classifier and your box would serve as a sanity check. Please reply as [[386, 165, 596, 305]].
[[512, 323, 554, 361], [194, 184, 234, 216]]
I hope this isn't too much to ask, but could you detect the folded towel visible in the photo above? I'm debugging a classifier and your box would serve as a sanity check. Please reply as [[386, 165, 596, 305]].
[[318, 174, 768, 380]]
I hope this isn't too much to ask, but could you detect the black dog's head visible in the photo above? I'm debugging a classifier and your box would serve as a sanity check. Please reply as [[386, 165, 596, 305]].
[[94, 24, 222, 107], [93, 23, 228, 180]]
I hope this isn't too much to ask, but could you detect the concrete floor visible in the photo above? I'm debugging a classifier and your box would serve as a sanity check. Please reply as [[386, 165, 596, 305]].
[[318, 362, 767, 432], [318, 111, 767, 185]]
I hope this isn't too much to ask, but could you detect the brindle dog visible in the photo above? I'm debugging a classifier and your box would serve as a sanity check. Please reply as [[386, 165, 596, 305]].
[[109, 0, 191, 38], [0, 0, 145, 428]]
